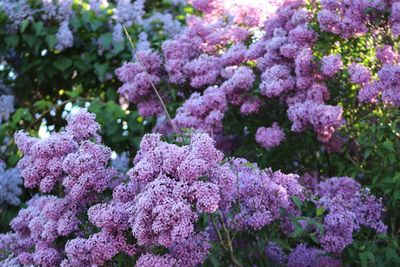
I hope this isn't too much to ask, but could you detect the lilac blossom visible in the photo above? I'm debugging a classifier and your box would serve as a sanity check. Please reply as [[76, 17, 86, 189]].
[[255, 122, 286, 149], [0, 95, 14, 124], [0, 162, 22, 206]]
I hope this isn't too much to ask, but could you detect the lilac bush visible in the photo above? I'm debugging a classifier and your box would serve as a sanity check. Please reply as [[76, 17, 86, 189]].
[[1, 0, 400, 266], [0, 110, 387, 266]]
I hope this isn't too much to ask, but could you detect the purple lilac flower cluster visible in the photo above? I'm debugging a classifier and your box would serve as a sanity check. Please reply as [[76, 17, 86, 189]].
[[0, 162, 22, 206], [116, 50, 164, 116], [316, 177, 387, 254], [2, 0, 74, 50], [0, 110, 387, 266], [226, 158, 304, 230], [61, 132, 228, 266], [116, 0, 346, 148], [0, 94, 15, 125], [357, 56, 400, 106], [255, 122, 286, 149], [317, 0, 388, 38]]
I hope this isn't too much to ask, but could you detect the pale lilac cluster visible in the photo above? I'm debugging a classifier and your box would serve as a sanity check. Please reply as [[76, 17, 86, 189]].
[[2, 0, 74, 50], [348, 63, 371, 85], [40, 0, 73, 22], [161, 16, 249, 85], [321, 54, 343, 77], [255, 122, 286, 149], [317, 0, 388, 38], [0, 162, 22, 206], [127, 133, 234, 248], [62, 230, 136, 266], [220, 65, 258, 113], [173, 86, 228, 134], [0, 196, 80, 266], [62, 141, 115, 202], [116, 50, 164, 116], [287, 100, 343, 142], [1, 0, 33, 33], [113, 0, 145, 27], [143, 12, 184, 37], [62, 175, 137, 266], [227, 158, 304, 230], [63, 133, 224, 266], [112, 0, 145, 43], [14, 108, 112, 196], [189, 0, 279, 27], [376, 45, 398, 64], [358, 63, 400, 106], [41, 0, 74, 51], [89, 0, 108, 15], [391, 1, 400, 37], [287, 244, 341, 267], [122, 233, 211, 267], [0, 94, 15, 124], [251, 0, 344, 143], [55, 21, 73, 51], [136, 253, 177, 267], [316, 177, 386, 254]]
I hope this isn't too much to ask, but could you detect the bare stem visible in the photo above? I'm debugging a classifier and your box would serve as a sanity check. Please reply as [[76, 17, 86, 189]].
[[211, 216, 228, 251], [122, 25, 177, 133], [218, 213, 243, 267]]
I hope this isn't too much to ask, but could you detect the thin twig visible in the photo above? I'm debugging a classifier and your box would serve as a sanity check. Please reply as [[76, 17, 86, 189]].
[[218, 212, 243, 267], [211, 216, 228, 251], [122, 25, 177, 133]]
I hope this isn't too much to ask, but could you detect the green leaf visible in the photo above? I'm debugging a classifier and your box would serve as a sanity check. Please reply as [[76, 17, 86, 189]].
[[316, 207, 325, 216], [383, 140, 395, 152], [33, 100, 53, 109], [45, 35, 57, 48], [360, 251, 375, 267], [5, 36, 19, 46], [20, 19, 30, 33], [291, 196, 302, 210], [90, 20, 103, 31], [33, 21, 44, 35], [53, 57, 73, 71], [94, 62, 109, 79], [24, 35, 37, 48]]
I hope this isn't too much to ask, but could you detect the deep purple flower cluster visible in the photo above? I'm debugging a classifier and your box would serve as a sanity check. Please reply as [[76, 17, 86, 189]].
[[287, 244, 341, 267], [227, 158, 304, 230], [316, 177, 387, 254]]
